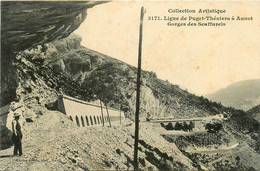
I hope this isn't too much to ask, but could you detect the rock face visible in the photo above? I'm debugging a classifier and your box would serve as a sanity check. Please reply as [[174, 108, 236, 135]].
[[0, 1, 105, 150], [0, 1, 105, 107], [1, 1, 104, 53]]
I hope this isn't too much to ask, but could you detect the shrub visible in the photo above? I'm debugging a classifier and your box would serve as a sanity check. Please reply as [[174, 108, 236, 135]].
[[205, 122, 223, 133], [165, 122, 174, 130]]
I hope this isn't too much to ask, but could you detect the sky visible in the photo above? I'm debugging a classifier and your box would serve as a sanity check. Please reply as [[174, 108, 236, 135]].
[[75, 1, 260, 96]]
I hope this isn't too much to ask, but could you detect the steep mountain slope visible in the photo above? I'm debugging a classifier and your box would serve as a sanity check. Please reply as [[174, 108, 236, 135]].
[[2, 34, 255, 152], [8, 34, 245, 120], [206, 79, 260, 111]]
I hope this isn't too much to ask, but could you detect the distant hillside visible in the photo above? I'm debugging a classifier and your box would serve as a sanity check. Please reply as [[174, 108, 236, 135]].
[[206, 79, 260, 111]]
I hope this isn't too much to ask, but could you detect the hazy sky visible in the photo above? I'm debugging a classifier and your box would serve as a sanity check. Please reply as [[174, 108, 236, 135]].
[[75, 1, 260, 95]]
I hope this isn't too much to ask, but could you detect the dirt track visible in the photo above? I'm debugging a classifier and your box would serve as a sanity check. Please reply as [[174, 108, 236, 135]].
[[0, 110, 195, 171]]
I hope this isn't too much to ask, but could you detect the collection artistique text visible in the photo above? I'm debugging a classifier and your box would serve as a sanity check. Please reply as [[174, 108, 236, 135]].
[[168, 9, 226, 14]]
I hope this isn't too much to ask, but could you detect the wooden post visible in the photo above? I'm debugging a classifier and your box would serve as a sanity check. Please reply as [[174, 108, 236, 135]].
[[134, 6, 145, 171], [105, 104, 112, 127], [100, 100, 105, 127], [120, 104, 122, 124]]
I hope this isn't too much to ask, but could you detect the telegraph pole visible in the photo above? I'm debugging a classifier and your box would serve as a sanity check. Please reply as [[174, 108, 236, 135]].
[[120, 104, 122, 124], [134, 6, 145, 171], [100, 100, 105, 126], [105, 104, 112, 127]]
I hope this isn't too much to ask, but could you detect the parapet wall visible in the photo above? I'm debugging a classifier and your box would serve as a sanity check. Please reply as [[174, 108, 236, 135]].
[[57, 95, 124, 127]]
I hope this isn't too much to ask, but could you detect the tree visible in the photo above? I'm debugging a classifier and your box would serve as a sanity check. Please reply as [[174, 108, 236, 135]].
[[205, 122, 222, 133], [174, 122, 182, 130], [165, 122, 174, 130]]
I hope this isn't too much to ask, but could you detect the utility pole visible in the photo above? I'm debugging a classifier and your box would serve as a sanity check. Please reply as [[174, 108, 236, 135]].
[[120, 104, 121, 124], [105, 104, 112, 127], [100, 100, 105, 126], [134, 6, 145, 171]]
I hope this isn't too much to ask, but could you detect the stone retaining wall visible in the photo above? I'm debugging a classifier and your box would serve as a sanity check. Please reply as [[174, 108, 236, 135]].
[[58, 95, 124, 127]]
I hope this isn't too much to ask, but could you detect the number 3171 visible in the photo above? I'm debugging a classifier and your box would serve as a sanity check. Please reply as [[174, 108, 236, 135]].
[[148, 16, 161, 20]]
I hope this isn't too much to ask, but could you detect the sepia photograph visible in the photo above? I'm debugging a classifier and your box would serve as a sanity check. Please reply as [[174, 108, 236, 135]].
[[1, 0, 260, 170]]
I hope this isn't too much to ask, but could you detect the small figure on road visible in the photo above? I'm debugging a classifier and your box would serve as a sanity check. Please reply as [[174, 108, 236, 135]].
[[12, 113, 23, 156]]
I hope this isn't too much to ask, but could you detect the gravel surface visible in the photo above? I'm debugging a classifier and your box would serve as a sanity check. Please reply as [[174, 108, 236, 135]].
[[0, 110, 195, 171]]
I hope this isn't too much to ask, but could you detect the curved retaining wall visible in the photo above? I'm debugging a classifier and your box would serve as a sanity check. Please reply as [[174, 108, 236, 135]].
[[57, 95, 124, 127]]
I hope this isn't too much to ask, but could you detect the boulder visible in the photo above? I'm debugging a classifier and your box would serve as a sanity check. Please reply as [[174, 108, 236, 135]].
[[1, 1, 106, 53]]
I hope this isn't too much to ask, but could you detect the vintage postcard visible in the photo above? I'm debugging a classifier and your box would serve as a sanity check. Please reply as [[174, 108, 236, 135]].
[[1, 0, 260, 170]]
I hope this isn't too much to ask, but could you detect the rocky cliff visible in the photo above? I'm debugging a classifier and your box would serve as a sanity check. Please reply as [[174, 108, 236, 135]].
[[1, 33, 250, 150], [1, 1, 105, 53], [5, 34, 246, 120], [0, 0, 105, 150], [1, 1, 106, 107]]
